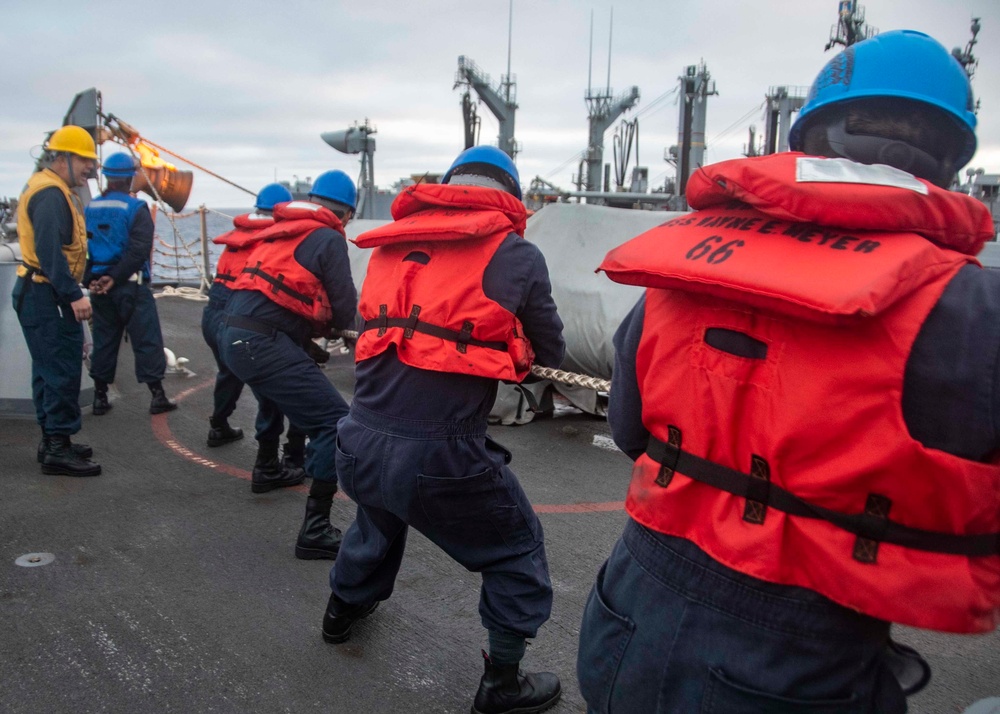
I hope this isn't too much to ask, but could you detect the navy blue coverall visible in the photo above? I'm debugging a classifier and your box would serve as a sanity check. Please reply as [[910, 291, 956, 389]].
[[202, 278, 245, 421], [83, 192, 167, 387], [12, 188, 86, 435], [202, 275, 305, 446], [576, 264, 1000, 713], [218, 224, 357, 484], [330, 234, 565, 641]]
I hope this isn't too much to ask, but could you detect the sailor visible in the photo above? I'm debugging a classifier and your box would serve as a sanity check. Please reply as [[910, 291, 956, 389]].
[[84, 152, 177, 416], [323, 147, 565, 714], [202, 182, 310, 487], [219, 170, 358, 559], [578, 30, 1000, 712], [13, 125, 101, 477], [202, 182, 287, 446]]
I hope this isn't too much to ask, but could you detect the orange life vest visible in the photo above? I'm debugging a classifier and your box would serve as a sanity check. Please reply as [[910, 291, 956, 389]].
[[212, 212, 275, 286], [600, 153, 1000, 634], [353, 183, 534, 381], [230, 201, 342, 325]]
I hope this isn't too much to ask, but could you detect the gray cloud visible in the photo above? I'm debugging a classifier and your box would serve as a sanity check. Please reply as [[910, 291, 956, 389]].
[[2, 0, 997, 206]]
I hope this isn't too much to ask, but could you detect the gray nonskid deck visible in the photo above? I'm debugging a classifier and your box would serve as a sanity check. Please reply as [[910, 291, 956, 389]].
[[1, 297, 996, 713]]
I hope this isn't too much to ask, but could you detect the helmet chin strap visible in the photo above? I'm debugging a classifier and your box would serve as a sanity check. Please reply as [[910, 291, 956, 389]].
[[64, 152, 79, 187], [825, 119, 947, 186]]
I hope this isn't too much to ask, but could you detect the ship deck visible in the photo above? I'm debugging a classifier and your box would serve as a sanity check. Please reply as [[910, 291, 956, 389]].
[[1, 296, 997, 713]]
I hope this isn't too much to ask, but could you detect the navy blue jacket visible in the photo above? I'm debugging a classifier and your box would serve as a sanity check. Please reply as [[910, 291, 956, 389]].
[[609, 264, 1000, 463], [354, 233, 565, 422], [26, 187, 84, 303]]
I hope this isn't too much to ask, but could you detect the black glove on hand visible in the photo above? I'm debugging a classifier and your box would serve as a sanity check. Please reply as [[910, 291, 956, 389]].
[[305, 339, 331, 365]]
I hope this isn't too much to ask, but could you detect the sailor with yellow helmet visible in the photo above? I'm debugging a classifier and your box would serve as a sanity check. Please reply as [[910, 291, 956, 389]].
[[13, 124, 102, 477]]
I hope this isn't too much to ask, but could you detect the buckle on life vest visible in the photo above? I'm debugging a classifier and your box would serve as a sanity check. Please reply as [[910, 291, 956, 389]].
[[404, 305, 421, 339], [743, 455, 771, 525], [853, 493, 892, 564], [655, 426, 683, 487], [377, 305, 388, 336], [456, 321, 474, 354]]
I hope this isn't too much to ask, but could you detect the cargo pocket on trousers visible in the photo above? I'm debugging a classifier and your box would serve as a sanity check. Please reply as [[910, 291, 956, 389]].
[[418, 469, 495, 520], [701, 668, 862, 714], [578, 562, 634, 714], [334, 438, 357, 501]]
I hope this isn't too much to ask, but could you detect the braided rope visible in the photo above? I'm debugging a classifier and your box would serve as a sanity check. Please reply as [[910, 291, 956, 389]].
[[154, 285, 209, 301], [528, 365, 611, 392], [336, 329, 611, 392]]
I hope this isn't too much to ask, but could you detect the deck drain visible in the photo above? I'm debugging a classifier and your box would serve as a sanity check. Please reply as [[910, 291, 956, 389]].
[[15, 553, 55, 567]]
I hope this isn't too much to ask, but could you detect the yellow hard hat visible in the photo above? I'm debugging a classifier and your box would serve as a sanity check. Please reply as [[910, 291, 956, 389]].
[[45, 125, 98, 160]]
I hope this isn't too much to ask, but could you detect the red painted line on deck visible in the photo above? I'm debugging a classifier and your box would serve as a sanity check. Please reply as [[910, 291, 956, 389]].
[[151, 377, 623, 512], [534, 501, 625, 513], [150, 378, 310, 495]]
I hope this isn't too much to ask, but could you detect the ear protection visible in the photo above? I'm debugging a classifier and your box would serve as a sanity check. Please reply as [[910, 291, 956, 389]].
[[825, 118, 947, 186]]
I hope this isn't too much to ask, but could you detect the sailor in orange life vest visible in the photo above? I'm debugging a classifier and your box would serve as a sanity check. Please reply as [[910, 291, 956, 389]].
[[202, 182, 312, 488], [323, 146, 565, 714], [201, 183, 290, 447], [218, 170, 358, 560], [577, 30, 1000, 713]]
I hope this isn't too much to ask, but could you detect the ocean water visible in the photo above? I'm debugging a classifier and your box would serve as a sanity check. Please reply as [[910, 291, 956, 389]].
[[150, 206, 249, 286]]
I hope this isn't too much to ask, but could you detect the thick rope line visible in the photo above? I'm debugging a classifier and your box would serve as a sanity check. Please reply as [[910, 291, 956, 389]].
[[154, 285, 208, 301], [335, 329, 611, 392]]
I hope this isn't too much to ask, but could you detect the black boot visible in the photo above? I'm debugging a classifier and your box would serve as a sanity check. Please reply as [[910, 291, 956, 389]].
[[321, 591, 379, 644], [283, 429, 307, 470], [252, 441, 305, 494], [93, 389, 111, 415], [471, 651, 561, 714], [149, 382, 178, 415], [37, 429, 92, 463], [41, 434, 102, 477], [207, 416, 244, 447], [295, 496, 342, 559]]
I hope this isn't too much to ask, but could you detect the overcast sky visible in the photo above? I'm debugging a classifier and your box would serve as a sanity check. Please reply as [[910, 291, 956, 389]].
[[2, 0, 997, 208]]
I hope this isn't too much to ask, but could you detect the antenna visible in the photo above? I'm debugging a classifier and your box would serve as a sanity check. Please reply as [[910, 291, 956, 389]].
[[506, 0, 513, 98], [606, 7, 613, 93], [588, 10, 593, 95]]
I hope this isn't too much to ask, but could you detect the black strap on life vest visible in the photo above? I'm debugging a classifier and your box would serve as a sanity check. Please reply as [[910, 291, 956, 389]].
[[361, 303, 507, 352], [241, 262, 314, 306], [20, 261, 46, 280], [215, 272, 236, 283], [15, 262, 47, 312], [646, 432, 1000, 560]]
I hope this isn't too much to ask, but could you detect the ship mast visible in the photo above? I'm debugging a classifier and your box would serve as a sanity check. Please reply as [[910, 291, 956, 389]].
[[453, 0, 519, 158], [582, 9, 640, 193], [825, 0, 876, 50]]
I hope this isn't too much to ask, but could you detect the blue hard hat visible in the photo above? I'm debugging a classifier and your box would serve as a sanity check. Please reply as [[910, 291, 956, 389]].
[[789, 30, 977, 167], [443, 146, 522, 200], [309, 170, 357, 210], [255, 182, 293, 211], [101, 152, 137, 178]]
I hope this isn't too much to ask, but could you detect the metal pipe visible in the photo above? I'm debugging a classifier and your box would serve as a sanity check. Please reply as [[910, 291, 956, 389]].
[[200, 205, 211, 294]]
